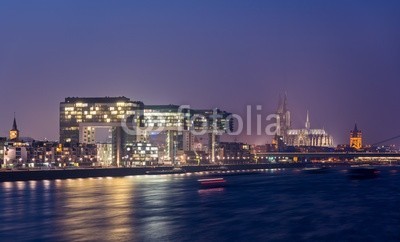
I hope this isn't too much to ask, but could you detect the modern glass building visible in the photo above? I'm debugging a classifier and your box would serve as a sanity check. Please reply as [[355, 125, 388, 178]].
[[60, 97, 143, 144], [142, 105, 232, 162], [60, 97, 232, 166], [60, 97, 144, 165]]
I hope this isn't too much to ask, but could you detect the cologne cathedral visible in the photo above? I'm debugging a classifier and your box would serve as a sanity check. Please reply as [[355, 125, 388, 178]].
[[276, 94, 334, 147]]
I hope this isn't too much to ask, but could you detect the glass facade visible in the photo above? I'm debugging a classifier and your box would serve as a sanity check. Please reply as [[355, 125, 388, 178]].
[[142, 105, 232, 133], [60, 97, 143, 144], [60, 97, 232, 165]]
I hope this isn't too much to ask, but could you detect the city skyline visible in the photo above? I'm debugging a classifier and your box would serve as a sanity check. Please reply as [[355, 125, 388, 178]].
[[1, 1, 400, 145], [0, 95, 387, 147], [1, 2, 400, 241]]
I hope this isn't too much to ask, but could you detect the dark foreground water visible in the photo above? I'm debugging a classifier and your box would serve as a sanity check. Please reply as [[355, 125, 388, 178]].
[[0, 167, 399, 242]]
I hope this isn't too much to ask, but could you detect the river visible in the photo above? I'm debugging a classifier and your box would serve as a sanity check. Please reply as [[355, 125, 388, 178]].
[[0, 167, 399, 241]]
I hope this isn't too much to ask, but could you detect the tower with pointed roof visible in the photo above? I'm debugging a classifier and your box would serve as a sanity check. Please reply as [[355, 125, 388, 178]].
[[275, 95, 334, 147], [305, 110, 310, 129], [350, 123, 362, 149], [9, 114, 20, 141], [276, 93, 291, 140]]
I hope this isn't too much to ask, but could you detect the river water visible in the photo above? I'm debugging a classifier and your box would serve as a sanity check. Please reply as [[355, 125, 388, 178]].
[[0, 167, 399, 241]]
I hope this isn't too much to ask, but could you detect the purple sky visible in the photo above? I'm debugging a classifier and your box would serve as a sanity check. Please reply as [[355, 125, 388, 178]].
[[1, 0, 399, 145]]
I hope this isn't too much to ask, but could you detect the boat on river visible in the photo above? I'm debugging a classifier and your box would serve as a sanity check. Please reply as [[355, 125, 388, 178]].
[[348, 166, 379, 179], [198, 178, 226, 189]]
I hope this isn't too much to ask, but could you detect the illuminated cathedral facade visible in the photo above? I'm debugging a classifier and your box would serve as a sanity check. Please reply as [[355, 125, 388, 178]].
[[276, 94, 334, 147]]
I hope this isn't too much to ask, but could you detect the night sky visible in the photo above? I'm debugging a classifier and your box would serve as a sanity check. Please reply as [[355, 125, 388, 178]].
[[1, 0, 399, 145]]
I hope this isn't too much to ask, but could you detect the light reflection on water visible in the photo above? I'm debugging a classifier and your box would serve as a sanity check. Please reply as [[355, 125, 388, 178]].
[[0, 168, 399, 241], [53, 178, 137, 241]]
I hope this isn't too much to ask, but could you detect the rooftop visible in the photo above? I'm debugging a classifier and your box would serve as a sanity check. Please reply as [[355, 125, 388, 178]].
[[62, 96, 132, 103]]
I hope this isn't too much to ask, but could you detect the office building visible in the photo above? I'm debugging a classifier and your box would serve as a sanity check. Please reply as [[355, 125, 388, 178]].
[[60, 97, 232, 166]]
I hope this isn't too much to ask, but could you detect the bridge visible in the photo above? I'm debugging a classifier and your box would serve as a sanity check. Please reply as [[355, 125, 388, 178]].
[[256, 152, 400, 161], [255, 133, 400, 162]]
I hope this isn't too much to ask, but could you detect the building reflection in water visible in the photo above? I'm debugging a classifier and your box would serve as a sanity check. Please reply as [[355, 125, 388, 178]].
[[1, 169, 399, 241], [0, 174, 186, 241], [136, 176, 176, 241], [198, 187, 225, 195], [53, 177, 137, 241]]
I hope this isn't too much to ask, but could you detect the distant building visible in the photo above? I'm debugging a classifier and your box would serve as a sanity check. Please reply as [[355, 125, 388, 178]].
[[252, 144, 280, 155], [376, 145, 398, 153], [275, 95, 334, 147], [350, 124, 362, 150], [124, 142, 159, 166], [142, 105, 232, 163], [9, 114, 19, 141], [219, 142, 252, 163], [253, 144, 269, 154], [4, 141, 29, 167], [56, 142, 97, 167], [4, 116, 29, 167], [60, 97, 144, 166], [28, 141, 58, 166], [96, 143, 113, 166], [272, 135, 286, 151], [60, 97, 232, 166], [0, 137, 7, 167]]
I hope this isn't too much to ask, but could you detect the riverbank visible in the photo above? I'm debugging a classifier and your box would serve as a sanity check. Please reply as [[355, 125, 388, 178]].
[[0, 163, 302, 182], [0, 162, 397, 182]]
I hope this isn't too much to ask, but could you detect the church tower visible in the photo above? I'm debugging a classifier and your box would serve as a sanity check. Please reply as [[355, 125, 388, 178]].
[[305, 110, 310, 129], [9, 114, 20, 141], [276, 93, 291, 140], [350, 123, 362, 150]]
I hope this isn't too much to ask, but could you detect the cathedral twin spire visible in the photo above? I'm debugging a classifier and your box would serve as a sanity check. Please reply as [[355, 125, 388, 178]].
[[277, 92, 288, 114], [275, 94, 333, 147], [277, 93, 311, 129], [276, 93, 291, 137], [305, 110, 310, 129]]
